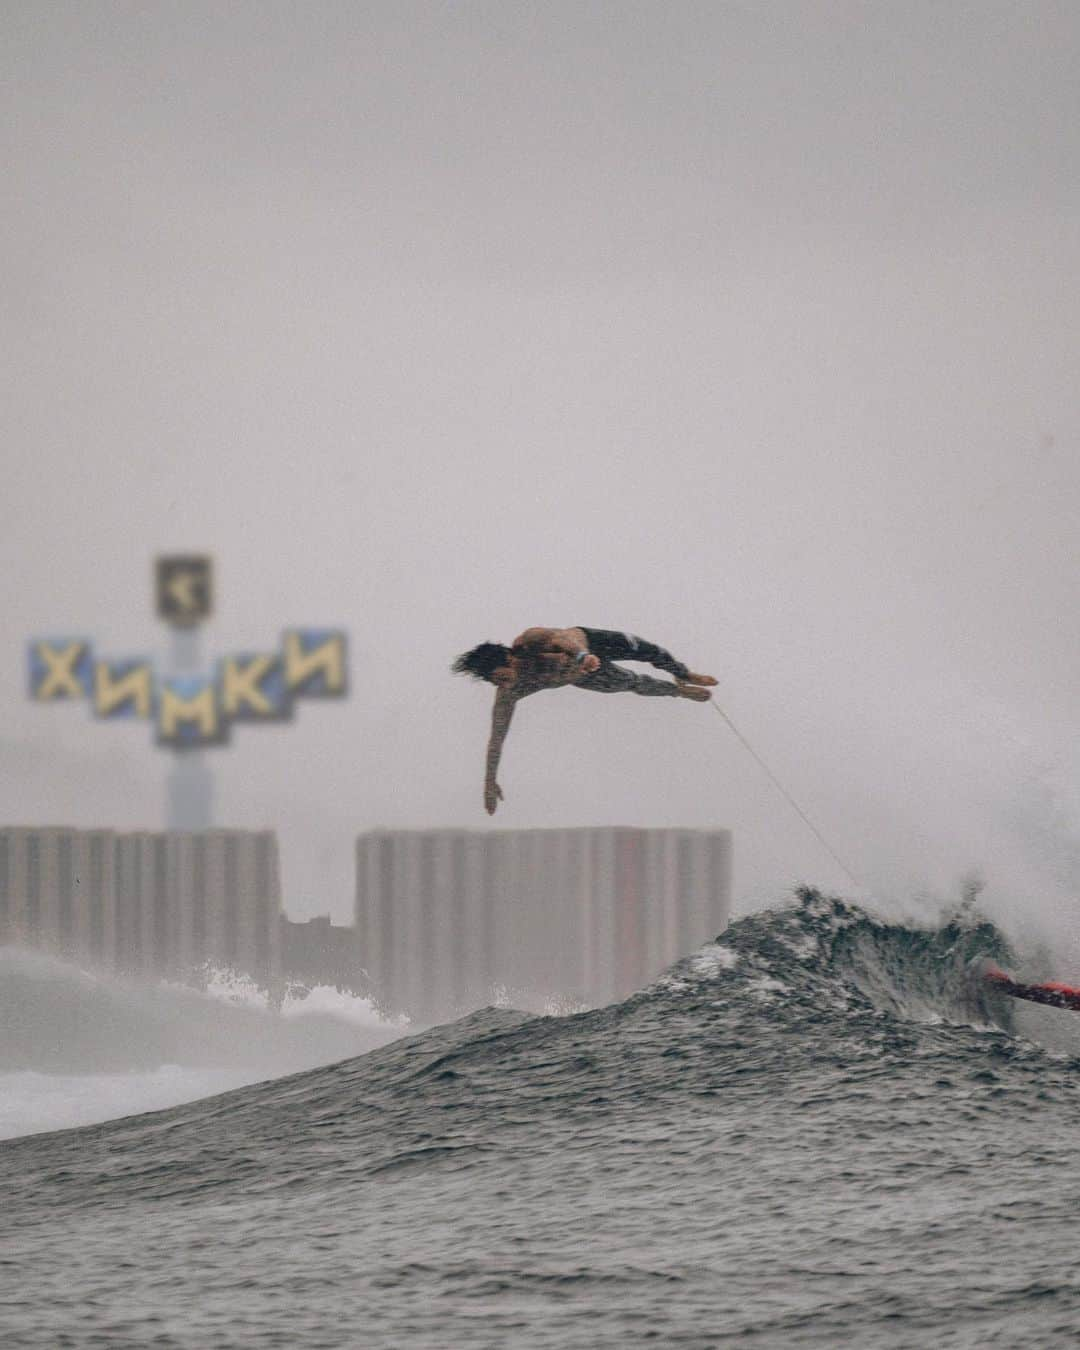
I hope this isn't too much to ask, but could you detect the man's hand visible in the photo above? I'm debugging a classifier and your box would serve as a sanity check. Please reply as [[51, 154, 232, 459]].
[[579, 653, 600, 674], [484, 782, 504, 815]]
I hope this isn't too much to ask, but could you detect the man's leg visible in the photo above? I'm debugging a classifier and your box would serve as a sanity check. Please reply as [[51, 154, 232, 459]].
[[577, 662, 708, 699], [577, 662, 678, 696], [577, 628, 691, 679], [578, 628, 717, 688]]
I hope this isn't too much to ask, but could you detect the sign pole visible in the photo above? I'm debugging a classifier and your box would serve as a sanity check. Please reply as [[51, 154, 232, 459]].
[[165, 625, 214, 831]]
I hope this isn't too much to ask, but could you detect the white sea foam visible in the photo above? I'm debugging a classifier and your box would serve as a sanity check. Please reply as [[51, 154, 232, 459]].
[[0, 946, 409, 1140], [654, 942, 739, 993], [196, 964, 405, 1028], [196, 964, 274, 1010], [0, 1066, 257, 1141], [747, 975, 789, 1000], [688, 943, 739, 976], [280, 981, 408, 1028]]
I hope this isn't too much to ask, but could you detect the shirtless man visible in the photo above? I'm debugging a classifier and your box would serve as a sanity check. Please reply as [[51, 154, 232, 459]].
[[452, 626, 717, 814]]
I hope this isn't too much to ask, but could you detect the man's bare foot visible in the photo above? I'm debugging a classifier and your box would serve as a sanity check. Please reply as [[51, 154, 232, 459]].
[[680, 672, 717, 687], [675, 682, 712, 702]]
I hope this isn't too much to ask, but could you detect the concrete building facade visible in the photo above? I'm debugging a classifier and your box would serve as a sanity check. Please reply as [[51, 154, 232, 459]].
[[355, 827, 732, 1022], [1, 825, 733, 1020], [0, 826, 282, 986], [280, 914, 359, 990]]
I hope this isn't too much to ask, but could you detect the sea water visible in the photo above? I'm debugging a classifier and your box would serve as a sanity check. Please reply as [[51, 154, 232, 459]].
[[0, 949, 405, 1140], [3, 890, 1080, 1347]]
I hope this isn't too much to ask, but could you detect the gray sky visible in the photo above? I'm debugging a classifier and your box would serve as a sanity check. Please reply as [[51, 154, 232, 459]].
[[3, 2, 1078, 945]]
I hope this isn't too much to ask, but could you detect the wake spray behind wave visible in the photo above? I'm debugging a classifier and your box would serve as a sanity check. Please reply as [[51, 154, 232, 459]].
[[0, 944, 412, 1139], [0, 946, 406, 1077], [652, 887, 1020, 1031]]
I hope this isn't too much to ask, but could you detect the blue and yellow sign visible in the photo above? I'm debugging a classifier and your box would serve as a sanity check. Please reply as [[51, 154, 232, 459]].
[[29, 631, 348, 749], [28, 639, 93, 701]]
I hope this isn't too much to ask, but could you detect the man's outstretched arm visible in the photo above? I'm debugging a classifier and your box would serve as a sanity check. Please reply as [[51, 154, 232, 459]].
[[484, 687, 517, 814]]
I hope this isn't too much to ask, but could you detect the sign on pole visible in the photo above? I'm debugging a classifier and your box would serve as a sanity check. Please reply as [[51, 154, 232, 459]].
[[31, 555, 348, 749], [155, 556, 213, 627]]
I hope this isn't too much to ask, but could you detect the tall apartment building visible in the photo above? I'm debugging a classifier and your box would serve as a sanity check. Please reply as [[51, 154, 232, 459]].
[[355, 827, 732, 1022], [0, 827, 282, 986]]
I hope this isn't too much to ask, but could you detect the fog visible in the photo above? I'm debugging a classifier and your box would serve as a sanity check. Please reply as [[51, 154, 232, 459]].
[[0, 945, 403, 1137], [3, 3, 1078, 954]]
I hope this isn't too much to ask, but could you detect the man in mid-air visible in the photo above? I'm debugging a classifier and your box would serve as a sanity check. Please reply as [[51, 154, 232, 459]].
[[453, 626, 717, 814]]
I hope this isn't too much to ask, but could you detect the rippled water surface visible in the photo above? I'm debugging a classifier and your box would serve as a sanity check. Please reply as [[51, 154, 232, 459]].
[[4, 890, 1080, 1347]]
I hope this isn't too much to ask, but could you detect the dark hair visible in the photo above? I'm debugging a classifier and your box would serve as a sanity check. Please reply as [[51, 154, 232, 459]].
[[452, 642, 511, 683]]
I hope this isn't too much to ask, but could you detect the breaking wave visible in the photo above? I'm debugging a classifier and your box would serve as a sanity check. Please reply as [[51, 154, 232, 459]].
[[6, 891, 1080, 1347], [0, 945, 406, 1138]]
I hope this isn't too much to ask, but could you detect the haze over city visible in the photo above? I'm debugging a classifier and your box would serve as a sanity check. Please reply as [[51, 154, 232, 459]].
[[8, 10, 1080, 1348], [3, 1, 1077, 945]]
